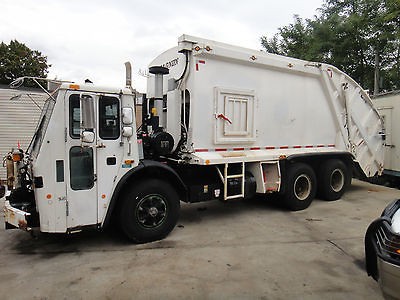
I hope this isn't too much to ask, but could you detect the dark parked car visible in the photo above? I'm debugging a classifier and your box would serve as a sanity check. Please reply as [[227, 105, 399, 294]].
[[365, 199, 400, 300], [0, 184, 5, 198]]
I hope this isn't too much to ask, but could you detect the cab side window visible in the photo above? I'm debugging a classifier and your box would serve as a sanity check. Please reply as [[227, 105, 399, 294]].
[[69, 94, 80, 139], [99, 96, 120, 139]]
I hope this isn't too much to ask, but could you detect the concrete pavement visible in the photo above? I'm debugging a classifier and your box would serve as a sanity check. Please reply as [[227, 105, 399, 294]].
[[1, 179, 398, 299]]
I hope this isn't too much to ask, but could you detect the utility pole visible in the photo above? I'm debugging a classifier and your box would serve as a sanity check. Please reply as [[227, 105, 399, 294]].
[[374, 50, 380, 95]]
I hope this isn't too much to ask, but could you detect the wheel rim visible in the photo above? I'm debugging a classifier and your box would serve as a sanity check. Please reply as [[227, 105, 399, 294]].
[[294, 174, 312, 201], [330, 168, 345, 192], [136, 194, 168, 229]]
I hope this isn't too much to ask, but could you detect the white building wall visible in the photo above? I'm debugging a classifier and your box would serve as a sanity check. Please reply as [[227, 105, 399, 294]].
[[0, 86, 47, 180]]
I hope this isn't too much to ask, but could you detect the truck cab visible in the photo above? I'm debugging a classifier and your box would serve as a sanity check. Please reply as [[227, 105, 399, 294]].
[[4, 83, 139, 233]]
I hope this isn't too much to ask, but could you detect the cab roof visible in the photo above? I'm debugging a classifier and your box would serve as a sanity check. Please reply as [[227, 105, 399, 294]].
[[59, 82, 133, 95]]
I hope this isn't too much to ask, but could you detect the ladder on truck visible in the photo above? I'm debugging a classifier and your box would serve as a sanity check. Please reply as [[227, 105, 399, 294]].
[[216, 162, 245, 200]]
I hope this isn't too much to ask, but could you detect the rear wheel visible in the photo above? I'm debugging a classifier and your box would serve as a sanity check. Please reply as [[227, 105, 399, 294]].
[[119, 179, 180, 243], [283, 163, 317, 211], [318, 159, 350, 201]]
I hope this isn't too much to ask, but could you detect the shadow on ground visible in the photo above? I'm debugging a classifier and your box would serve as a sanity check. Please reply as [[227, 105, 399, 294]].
[[6, 194, 286, 257]]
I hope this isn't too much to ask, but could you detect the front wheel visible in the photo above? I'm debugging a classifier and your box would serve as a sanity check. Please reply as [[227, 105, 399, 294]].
[[283, 163, 317, 211], [119, 179, 180, 243]]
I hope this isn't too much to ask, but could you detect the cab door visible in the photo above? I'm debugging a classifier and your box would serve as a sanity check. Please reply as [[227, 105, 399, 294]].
[[95, 94, 121, 222], [65, 92, 98, 229]]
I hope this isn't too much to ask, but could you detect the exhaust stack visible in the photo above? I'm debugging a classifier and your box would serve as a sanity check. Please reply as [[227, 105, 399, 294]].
[[125, 62, 132, 88]]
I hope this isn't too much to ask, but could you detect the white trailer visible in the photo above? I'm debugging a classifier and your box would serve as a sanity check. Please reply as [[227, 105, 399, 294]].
[[2, 35, 384, 243], [371, 91, 400, 184]]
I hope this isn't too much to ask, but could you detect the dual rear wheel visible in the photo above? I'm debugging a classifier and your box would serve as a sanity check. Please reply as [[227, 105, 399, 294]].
[[317, 159, 351, 201], [283, 159, 350, 211]]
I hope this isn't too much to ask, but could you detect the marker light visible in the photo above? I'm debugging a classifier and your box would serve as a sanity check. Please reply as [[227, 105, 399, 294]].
[[12, 153, 22, 162], [69, 84, 80, 90]]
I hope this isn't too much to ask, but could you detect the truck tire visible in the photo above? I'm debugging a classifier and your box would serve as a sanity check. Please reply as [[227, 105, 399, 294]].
[[317, 159, 350, 201], [119, 179, 180, 243], [283, 163, 317, 211]]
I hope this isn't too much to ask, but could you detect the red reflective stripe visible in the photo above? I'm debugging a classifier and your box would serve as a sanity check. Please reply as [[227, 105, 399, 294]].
[[293, 145, 302, 149], [317, 145, 324, 148], [305, 145, 313, 148], [265, 146, 275, 150], [195, 64, 199, 71], [215, 148, 227, 152], [233, 147, 244, 151], [280, 146, 289, 149], [328, 144, 335, 147], [195, 149, 208, 152], [250, 147, 261, 150], [198, 60, 205, 64]]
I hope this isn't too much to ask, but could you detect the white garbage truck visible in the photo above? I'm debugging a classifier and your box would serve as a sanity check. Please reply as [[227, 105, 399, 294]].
[[2, 34, 385, 243]]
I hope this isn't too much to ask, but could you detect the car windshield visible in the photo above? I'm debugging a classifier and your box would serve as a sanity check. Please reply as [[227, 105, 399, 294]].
[[27, 91, 57, 159]]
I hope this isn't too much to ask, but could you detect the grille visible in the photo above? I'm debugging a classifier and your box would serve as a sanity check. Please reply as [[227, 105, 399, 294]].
[[376, 222, 400, 259]]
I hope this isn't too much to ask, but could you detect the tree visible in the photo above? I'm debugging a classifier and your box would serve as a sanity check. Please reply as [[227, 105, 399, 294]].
[[261, 0, 400, 94], [0, 40, 50, 86]]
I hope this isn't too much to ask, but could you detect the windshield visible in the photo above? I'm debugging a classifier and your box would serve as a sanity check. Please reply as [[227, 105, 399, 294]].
[[28, 91, 57, 159]]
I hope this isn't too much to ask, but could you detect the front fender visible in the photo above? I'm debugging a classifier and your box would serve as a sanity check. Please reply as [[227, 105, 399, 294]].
[[102, 160, 187, 228]]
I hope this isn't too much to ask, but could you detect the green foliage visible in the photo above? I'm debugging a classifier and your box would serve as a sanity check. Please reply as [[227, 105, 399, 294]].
[[0, 40, 50, 86], [261, 0, 400, 93]]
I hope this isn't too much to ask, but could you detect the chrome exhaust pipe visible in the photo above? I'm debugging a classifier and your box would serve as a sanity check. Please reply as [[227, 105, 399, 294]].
[[125, 62, 132, 88]]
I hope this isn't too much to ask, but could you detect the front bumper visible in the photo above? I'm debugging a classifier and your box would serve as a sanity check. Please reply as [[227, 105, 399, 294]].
[[377, 257, 400, 300], [4, 200, 32, 231], [365, 199, 400, 300]]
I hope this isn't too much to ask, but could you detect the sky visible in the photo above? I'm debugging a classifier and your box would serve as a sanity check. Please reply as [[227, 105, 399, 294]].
[[1, 0, 324, 92]]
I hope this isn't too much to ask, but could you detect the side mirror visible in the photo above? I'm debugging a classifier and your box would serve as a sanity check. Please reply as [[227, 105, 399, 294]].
[[82, 131, 95, 143], [81, 94, 95, 130], [122, 107, 133, 125]]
